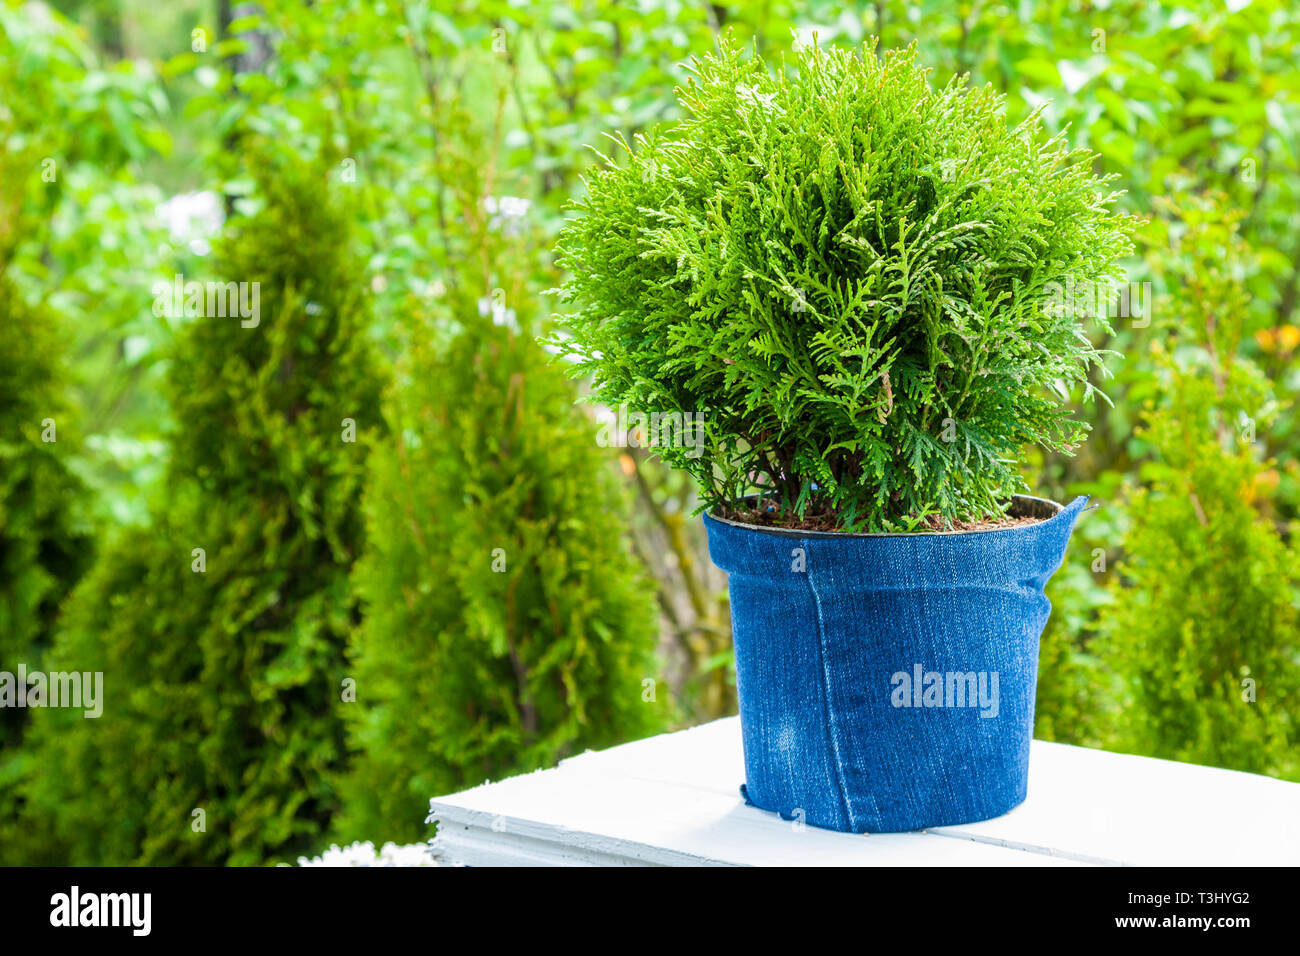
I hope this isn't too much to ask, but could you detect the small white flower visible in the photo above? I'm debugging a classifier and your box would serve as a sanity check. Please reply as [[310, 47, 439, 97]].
[[297, 840, 438, 867]]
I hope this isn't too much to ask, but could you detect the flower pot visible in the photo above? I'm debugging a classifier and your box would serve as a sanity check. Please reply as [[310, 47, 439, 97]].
[[703, 494, 1088, 834]]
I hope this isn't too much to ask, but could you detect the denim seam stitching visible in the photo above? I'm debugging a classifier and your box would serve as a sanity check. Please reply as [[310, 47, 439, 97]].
[[803, 540, 857, 832]]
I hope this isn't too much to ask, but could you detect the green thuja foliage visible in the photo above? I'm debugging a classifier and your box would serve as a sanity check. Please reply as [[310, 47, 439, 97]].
[[335, 114, 663, 845], [554, 38, 1134, 531], [1101, 195, 1300, 779], [18, 152, 384, 864], [0, 278, 84, 669], [0, 217, 93, 865]]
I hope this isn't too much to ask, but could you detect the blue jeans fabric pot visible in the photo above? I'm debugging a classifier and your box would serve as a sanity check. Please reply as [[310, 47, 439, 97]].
[[703, 494, 1087, 834]]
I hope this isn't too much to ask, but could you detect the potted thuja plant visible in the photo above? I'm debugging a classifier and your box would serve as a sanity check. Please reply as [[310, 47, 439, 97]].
[[552, 40, 1133, 833]]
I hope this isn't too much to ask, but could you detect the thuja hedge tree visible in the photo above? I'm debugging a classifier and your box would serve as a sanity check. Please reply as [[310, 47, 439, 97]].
[[18, 152, 384, 865], [1100, 195, 1300, 780], [0, 202, 93, 864], [335, 112, 663, 845], [554, 39, 1133, 531]]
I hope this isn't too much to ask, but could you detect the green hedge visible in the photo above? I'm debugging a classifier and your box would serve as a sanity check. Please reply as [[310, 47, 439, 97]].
[[335, 121, 665, 844], [17, 153, 384, 864], [0, 268, 93, 864], [1100, 197, 1300, 779]]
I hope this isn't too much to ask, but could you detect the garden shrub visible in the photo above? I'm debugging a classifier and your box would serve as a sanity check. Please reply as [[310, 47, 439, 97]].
[[17, 150, 385, 864], [0, 86, 94, 858], [335, 118, 663, 845], [553, 38, 1133, 531], [1100, 195, 1300, 780], [0, 240, 93, 865]]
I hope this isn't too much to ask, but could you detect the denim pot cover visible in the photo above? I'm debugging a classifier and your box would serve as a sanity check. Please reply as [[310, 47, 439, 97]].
[[703, 494, 1088, 834]]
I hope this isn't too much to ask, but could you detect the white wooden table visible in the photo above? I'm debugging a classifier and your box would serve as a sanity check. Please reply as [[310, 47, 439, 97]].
[[428, 717, 1300, 866]]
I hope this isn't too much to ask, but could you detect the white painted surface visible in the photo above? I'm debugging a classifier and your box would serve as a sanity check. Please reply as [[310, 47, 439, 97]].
[[930, 739, 1300, 866], [428, 717, 1300, 867]]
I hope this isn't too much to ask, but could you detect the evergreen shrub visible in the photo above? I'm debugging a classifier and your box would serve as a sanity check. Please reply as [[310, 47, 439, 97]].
[[1101, 195, 1300, 779], [336, 118, 663, 844], [19, 152, 384, 864], [553, 39, 1134, 531]]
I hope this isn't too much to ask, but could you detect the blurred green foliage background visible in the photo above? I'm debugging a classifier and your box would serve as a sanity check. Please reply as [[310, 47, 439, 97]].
[[1, 0, 1298, 863]]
